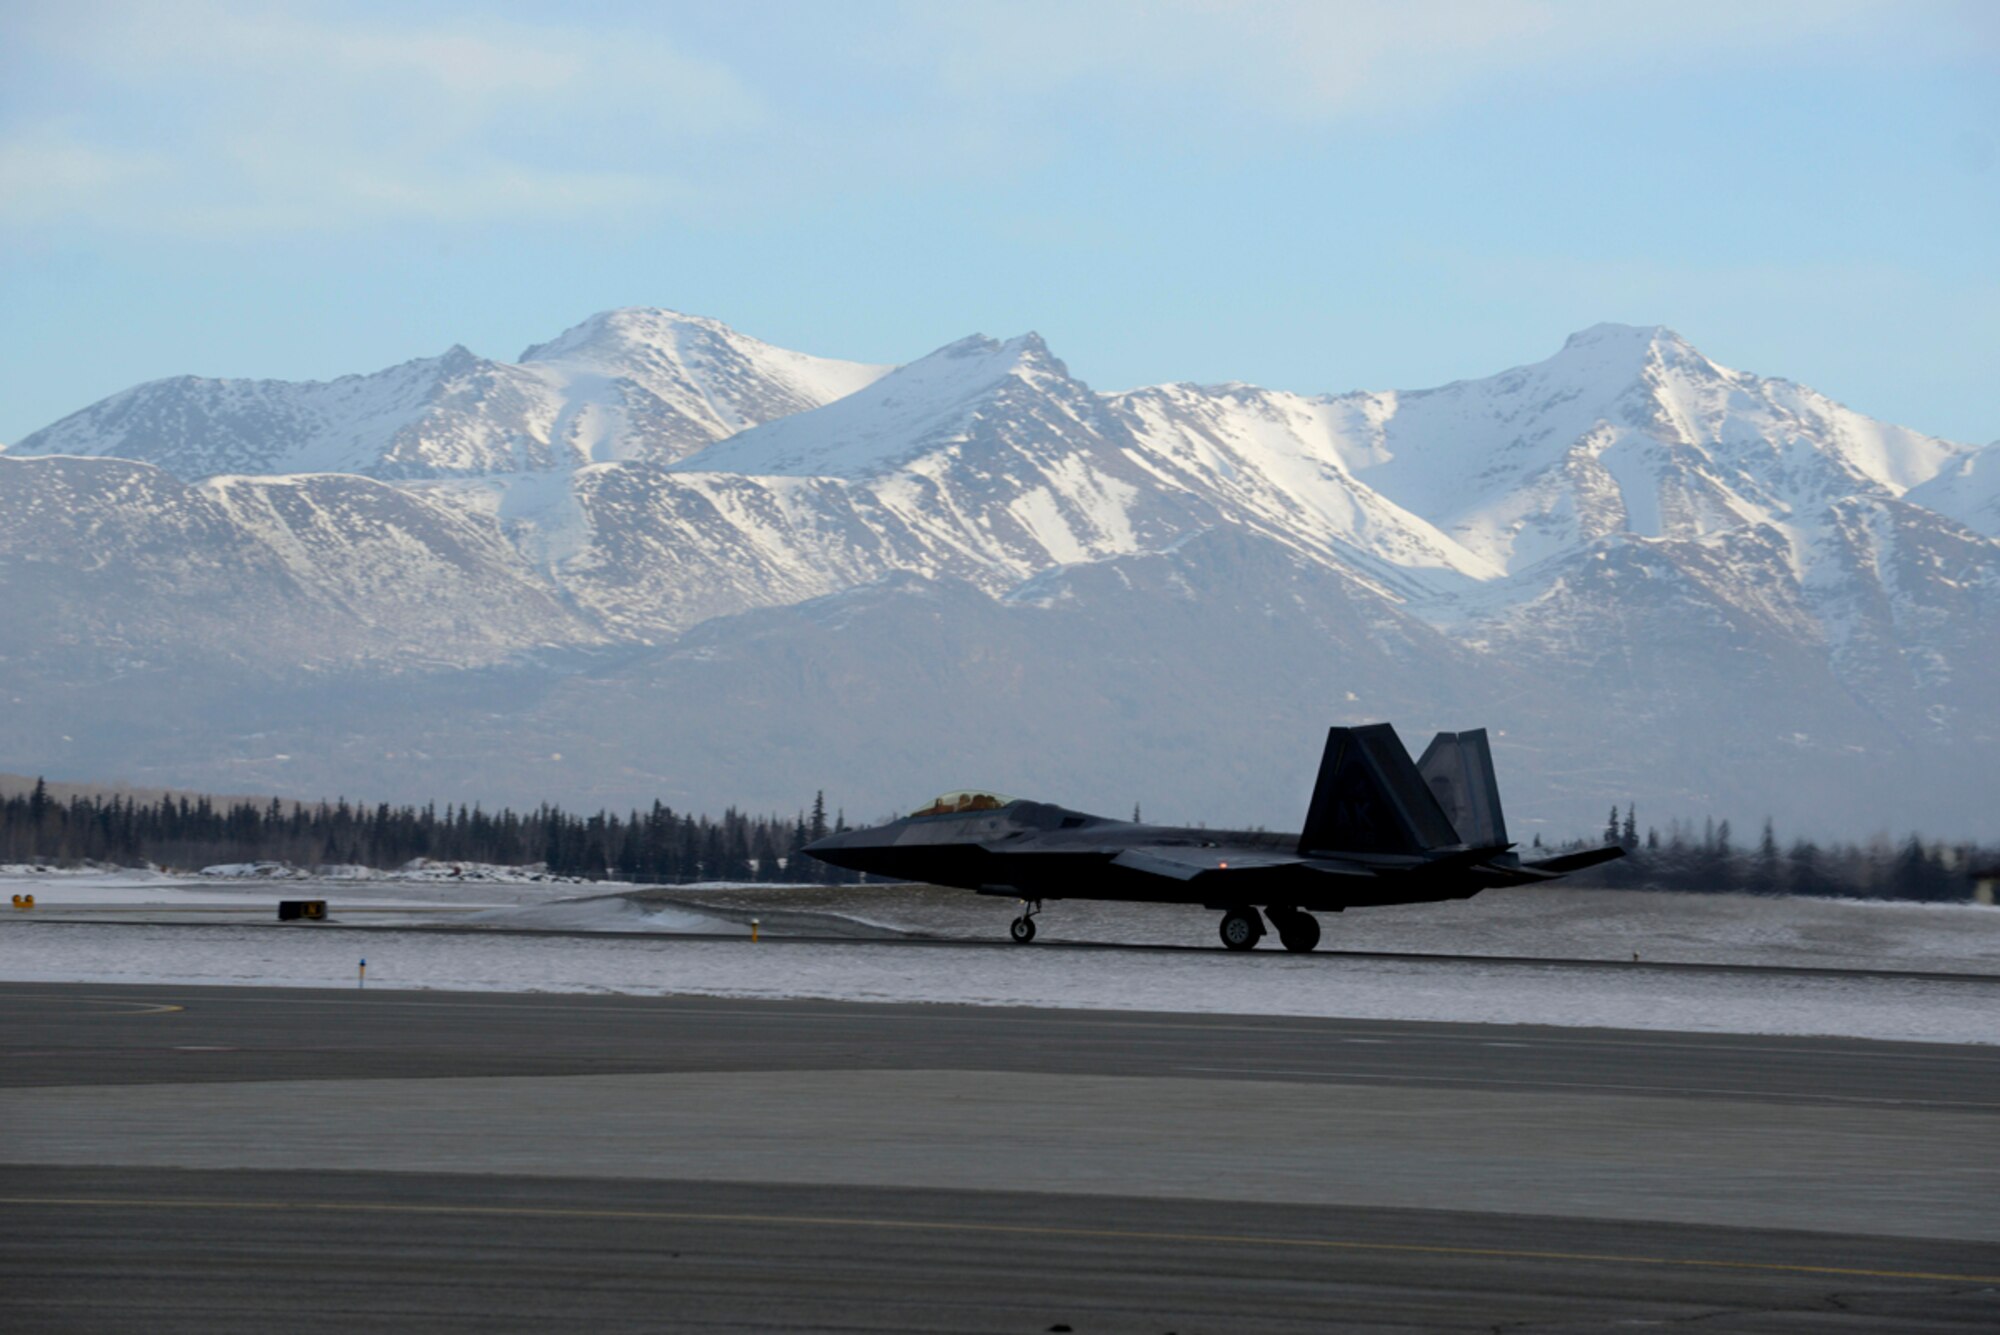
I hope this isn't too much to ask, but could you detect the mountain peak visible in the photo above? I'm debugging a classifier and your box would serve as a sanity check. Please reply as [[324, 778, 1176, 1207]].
[[933, 330, 1053, 360], [508, 307, 895, 462], [518, 306, 733, 365], [1561, 321, 1680, 349], [1530, 323, 1727, 400], [1555, 322, 1706, 367], [931, 331, 1072, 388], [670, 329, 1084, 479]]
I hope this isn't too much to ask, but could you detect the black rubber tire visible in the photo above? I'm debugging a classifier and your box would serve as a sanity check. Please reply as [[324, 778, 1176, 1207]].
[[1009, 915, 1037, 944], [1278, 911, 1320, 953], [1219, 908, 1262, 951]]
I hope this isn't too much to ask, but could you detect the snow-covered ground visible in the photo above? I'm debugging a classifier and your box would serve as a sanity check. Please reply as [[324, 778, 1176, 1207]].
[[645, 881, 2000, 972], [3, 919, 1992, 1046], [3, 870, 1994, 1045], [0, 865, 576, 921]]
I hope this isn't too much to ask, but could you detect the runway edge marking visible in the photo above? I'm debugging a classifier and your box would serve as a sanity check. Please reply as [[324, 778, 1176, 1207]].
[[0, 994, 184, 1015], [3, 1196, 1995, 1286]]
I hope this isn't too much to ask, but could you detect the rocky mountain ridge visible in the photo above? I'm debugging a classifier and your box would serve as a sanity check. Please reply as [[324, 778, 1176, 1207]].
[[12, 308, 891, 481]]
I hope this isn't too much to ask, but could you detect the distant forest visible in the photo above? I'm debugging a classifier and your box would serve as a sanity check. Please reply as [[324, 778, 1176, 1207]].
[[0, 779, 863, 884], [0, 781, 1991, 902], [1565, 806, 1992, 904]]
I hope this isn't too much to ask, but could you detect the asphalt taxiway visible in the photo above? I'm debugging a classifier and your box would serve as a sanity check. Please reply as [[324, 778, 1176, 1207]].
[[3, 984, 1997, 1331]]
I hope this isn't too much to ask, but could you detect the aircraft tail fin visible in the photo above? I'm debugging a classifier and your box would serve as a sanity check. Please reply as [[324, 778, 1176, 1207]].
[[1299, 723, 1463, 856], [1416, 728, 1508, 849]]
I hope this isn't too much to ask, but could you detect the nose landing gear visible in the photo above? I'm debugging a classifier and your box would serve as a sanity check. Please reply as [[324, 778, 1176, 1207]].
[[1009, 899, 1042, 944]]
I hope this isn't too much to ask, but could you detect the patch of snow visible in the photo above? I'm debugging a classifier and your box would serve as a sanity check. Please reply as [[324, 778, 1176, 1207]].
[[1908, 441, 2000, 536], [1113, 382, 1500, 588], [463, 894, 742, 934], [674, 334, 1052, 479]]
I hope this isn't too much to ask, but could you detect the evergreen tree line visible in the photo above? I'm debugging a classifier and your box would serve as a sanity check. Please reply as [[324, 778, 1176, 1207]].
[[0, 779, 865, 883], [1570, 805, 1993, 903], [4, 778, 1991, 900]]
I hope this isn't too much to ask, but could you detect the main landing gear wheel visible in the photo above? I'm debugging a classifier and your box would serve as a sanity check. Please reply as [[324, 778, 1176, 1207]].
[[1009, 915, 1037, 944], [1219, 907, 1264, 952], [1274, 909, 1320, 953]]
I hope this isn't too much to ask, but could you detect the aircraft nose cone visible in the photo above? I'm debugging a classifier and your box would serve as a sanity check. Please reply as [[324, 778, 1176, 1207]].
[[801, 830, 859, 868]]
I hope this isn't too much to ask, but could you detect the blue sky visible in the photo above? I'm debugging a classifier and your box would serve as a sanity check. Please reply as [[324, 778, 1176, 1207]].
[[3, 0, 1996, 444]]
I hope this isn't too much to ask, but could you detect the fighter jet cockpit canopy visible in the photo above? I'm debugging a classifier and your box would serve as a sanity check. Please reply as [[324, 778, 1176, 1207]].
[[908, 790, 1017, 818]]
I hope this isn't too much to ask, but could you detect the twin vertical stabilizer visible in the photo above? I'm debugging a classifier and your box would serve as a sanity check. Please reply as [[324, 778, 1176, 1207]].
[[1417, 728, 1508, 848], [1298, 723, 1509, 856]]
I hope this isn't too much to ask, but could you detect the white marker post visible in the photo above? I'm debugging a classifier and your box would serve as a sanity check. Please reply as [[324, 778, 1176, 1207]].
[[358, 958, 367, 990]]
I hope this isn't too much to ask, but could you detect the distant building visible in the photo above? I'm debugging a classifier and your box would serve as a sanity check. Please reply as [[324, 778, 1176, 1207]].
[[1973, 864, 2000, 907]]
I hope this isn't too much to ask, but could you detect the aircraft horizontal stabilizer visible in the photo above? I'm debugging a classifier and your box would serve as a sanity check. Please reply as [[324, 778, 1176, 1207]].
[[1413, 844, 1513, 873], [1525, 845, 1624, 875]]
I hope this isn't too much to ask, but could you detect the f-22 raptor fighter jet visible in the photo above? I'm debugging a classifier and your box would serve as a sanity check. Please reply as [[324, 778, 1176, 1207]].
[[805, 723, 1623, 951]]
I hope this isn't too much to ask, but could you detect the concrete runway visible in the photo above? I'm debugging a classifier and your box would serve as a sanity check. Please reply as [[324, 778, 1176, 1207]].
[[4, 983, 1998, 1331]]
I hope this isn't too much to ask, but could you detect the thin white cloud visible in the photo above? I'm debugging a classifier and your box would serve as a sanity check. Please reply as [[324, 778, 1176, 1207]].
[[0, 123, 169, 225], [894, 0, 1944, 122], [3, 1, 760, 233], [0, 0, 1975, 236]]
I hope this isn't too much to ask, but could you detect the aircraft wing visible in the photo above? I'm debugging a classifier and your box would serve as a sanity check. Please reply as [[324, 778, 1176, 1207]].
[[1109, 846, 1375, 882]]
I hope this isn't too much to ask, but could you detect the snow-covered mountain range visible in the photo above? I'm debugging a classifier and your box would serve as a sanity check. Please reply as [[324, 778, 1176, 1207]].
[[4, 309, 1993, 837]]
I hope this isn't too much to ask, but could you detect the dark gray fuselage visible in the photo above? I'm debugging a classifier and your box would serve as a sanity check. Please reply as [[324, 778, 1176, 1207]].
[[806, 800, 1499, 912]]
